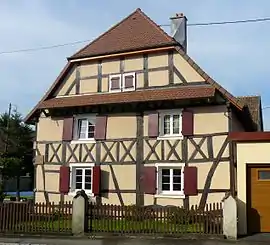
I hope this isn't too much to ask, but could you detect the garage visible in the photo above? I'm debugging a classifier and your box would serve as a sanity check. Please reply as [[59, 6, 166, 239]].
[[247, 165, 270, 233]]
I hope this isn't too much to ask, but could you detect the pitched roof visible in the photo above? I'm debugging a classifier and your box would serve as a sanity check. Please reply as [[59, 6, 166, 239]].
[[236, 95, 263, 130], [69, 8, 178, 60], [24, 8, 250, 124], [39, 85, 215, 109]]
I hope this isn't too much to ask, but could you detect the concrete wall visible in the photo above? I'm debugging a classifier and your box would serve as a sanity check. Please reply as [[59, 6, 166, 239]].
[[236, 142, 270, 235]]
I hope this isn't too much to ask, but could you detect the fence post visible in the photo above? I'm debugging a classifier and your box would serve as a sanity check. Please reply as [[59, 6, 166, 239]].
[[223, 195, 237, 240], [72, 190, 89, 236]]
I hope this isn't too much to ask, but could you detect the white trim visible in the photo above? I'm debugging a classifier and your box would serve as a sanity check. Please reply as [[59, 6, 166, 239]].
[[109, 74, 122, 93], [70, 139, 96, 144], [122, 72, 136, 92], [158, 109, 183, 138], [155, 163, 185, 197], [68, 163, 95, 196], [73, 114, 96, 141]]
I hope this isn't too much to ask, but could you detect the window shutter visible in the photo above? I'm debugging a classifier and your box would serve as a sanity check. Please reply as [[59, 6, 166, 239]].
[[62, 117, 74, 141], [59, 166, 70, 194], [184, 166, 197, 196], [110, 76, 121, 90], [124, 74, 135, 89], [148, 113, 159, 138], [94, 116, 107, 140], [92, 166, 101, 196], [142, 166, 156, 194], [182, 110, 194, 136]]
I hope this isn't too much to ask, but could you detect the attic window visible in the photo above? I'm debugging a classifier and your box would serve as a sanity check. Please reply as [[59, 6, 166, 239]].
[[109, 73, 136, 93]]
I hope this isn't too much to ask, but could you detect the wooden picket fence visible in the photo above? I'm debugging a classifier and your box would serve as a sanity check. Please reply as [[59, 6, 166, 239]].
[[0, 201, 223, 236], [88, 202, 223, 235], [0, 201, 72, 234]]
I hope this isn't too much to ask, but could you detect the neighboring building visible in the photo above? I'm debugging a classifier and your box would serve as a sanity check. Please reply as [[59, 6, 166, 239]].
[[25, 9, 265, 235]]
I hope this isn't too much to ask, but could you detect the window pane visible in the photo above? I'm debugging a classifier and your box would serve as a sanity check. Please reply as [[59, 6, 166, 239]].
[[76, 169, 82, 175], [88, 122, 95, 138], [85, 183, 91, 190], [173, 115, 180, 134], [163, 115, 170, 134], [173, 169, 181, 176], [85, 176, 91, 183], [111, 77, 120, 89], [173, 183, 181, 191], [162, 175, 170, 183], [85, 169, 92, 176], [162, 169, 170, 176], [173, 176, 181, 184], [258, 170, 270, 180], [76, 183, 82, 189], [124, 75, 134, 88], [76, 176, 82, 182], [162, 183, 170, 191], [78, 119, 88, 139]]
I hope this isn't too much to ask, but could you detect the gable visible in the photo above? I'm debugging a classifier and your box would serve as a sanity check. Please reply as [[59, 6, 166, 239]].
[[69, 8, 177, 60], [24, 8, 247, 124]]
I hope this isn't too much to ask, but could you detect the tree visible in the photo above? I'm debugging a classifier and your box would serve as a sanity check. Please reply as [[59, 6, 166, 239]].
[[0, 110, 34, 201]]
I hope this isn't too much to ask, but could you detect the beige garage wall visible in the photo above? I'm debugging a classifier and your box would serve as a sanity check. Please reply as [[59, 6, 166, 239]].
[[236, 142, 270, 235]]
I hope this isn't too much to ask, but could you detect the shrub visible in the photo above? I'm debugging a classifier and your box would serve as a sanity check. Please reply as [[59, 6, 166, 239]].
[[125, 205, 156, 221]]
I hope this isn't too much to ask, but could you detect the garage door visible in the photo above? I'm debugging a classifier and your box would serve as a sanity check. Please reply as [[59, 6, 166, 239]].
[[247, 166, 270, 233]]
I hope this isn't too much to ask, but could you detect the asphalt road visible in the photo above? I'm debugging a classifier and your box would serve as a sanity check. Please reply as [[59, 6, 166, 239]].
[[0, 235, 269, 245]]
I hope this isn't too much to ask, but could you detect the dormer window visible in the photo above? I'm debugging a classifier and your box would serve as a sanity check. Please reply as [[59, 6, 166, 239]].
[[109, 73, 136, 92]]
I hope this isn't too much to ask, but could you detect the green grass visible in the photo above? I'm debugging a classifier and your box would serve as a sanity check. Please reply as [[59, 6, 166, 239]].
[[9, 217, 204, 234]]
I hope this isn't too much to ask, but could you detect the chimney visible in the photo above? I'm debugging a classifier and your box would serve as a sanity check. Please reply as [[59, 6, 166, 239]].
[[170, 13, 187, 53]]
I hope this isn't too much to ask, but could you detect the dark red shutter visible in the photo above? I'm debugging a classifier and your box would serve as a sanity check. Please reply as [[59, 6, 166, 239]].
[[59, 166, 70, 194], [148, 113, 159, 138], [94, 116, 107, 140], [182, 110, 194, 136], [142, 166, 156, 194], [62, 117, 74, 141], [184, 166, 197, 196], [92, 166, 101, 195]]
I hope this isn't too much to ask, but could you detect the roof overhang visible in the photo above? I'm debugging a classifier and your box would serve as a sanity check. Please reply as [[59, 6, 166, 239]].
[[229, 132, 270, 142], [38, 85, 215, 109]]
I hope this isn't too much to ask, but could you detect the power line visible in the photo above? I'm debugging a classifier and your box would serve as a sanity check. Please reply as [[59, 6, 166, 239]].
[[1, 16, 270, 55], [160, 16, 270, 27], [0, 39, 91, 55]]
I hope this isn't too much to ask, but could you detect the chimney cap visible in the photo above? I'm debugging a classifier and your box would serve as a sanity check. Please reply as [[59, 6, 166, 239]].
[[170, 12, 187, 20]]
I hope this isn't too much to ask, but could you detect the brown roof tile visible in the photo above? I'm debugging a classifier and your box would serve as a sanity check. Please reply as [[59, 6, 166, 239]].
[[236, 95, 262, 130], [39, 86, 215, 109], [69, 8, 178, 59]]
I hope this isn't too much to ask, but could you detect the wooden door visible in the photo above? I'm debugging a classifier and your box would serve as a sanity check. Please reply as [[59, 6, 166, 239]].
[[247, 166, 270, 233]]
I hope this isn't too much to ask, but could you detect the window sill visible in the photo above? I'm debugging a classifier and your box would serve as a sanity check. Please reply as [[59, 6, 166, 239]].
[[154, 194, 185, 199], [71, 139, 96, 144], [68, 191, 94, 197], [157, 135, 183, 140]]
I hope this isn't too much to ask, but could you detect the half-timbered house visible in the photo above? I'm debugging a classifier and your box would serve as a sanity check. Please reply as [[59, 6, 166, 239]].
[[25, 9, 263, 214]]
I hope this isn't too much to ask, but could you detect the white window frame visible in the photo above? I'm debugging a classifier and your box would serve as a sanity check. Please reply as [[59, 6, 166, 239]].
[[69, 163, 95, 196], [155, 163, 185, 199], [72, 114, 96, 143], [158, 109, 183, 140], [109, 74, 122, 93], [122, 72, 136, 92]]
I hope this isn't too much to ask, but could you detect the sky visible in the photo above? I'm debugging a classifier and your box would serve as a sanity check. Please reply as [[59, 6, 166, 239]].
[[0, 0, 270, 129]]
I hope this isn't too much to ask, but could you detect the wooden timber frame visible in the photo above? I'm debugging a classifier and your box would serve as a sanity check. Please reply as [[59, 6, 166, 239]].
[[35, 130, 235, 209]]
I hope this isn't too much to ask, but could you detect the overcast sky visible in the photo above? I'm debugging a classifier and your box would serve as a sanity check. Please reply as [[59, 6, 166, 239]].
[[1, 0, 270, 129]]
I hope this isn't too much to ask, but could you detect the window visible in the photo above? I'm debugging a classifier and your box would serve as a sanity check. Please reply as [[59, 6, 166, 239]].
[[156, 164, 184, 196], [109, 73, 136, 92], [258, 170, 270, 180], [70, 164, 93, 195], [109, 75, 121, 92], [159, 110, 182, 138], [74, 115, 96, 141], [123, 73, 136, 91]]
